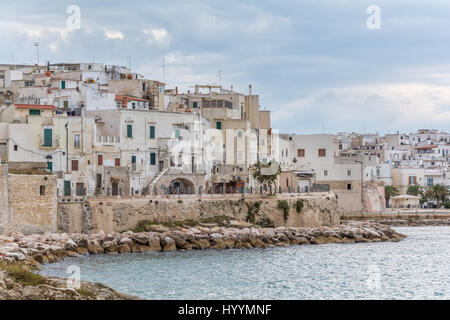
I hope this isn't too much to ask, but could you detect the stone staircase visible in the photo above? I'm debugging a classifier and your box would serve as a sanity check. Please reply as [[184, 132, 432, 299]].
[[145, 167, 169, 195]]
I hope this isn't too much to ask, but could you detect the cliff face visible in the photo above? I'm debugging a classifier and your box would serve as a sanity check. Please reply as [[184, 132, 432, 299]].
[[58, 193, 340, 234]]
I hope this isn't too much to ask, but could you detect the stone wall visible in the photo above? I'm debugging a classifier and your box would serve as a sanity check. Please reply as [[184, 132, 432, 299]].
[[7, 174, 58, 234], [0, 163, 9, 233], [58, 193, 340, 234], [0, 162, 58, 235]]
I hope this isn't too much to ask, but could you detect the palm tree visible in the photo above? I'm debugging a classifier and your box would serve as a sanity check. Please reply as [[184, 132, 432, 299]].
[[385, 185, 399, 208], [407, 185, 423, 197], [252, 161, 281, 195], [427, 184, 450, 208]]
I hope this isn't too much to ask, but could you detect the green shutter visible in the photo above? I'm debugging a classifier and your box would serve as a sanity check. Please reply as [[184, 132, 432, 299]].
[[47, 162, 52, 172], [64, 181, 71, 196], [193, 101, 198, 108], [150, 153, 156, 165], [216, 121, 222, 130], [61, 80, 66, 89], [127, 124, 132, 138], [29, 109, 41, 116], [149, 126, 155, 139], [43, 128, 52, 146], [175, 129, 180, 139], [131, 155, 136, 163]]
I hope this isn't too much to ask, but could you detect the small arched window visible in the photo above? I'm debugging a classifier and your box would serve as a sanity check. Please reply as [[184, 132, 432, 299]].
[[40, 185, 46, 196]]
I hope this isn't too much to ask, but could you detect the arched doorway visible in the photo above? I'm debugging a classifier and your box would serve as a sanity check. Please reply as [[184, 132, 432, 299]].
[[169, 178, 195, 194]]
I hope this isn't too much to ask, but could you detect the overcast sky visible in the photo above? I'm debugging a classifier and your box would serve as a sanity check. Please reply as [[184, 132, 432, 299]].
[[1, 0, 450, 134]]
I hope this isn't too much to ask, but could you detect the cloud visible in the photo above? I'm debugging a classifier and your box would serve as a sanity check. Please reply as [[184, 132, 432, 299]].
[[105, 31, 124, 40], [0, 0, 450, 134], [274, 83, 450, 134]]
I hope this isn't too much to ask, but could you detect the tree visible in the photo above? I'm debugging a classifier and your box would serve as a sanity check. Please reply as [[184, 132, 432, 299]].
[[407, 185, 423, 197], [427, 184, 450, 208], [384, 185, 399, 208], [251, 161, 281, 195]]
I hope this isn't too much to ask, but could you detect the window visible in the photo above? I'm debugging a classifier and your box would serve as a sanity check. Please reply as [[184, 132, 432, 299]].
[[74, 134, 80, 148], [40, 185, 45, 195], [61, 80, 66, 89], [115, 158, 120, 166], [47, 162, 52, 172], [347, 170, 351, 176], [149, 126, 155, 139], [150, 152, 156, 165], [347, 183, 352, 190], [63, 101, 69, 108], [43, 128, 52, 147], [318, 149, 326, 157], [193, 101, 198, 108], [216, 121, 222, 130], [116, 101, 122, 109], [132, 102, 136, 109], [238, 131, 243, 138], [297, 149, 305, 157], [98, 154, 103, 166], [72, 160, 79, 171], [127, 124, 133, 138], [14, 145, 18, 151], [324, 170, 328, 176], [142, 83, 146, 91], [29, 109, 41, 116], [408, 176, 417, 185], [427, 178, 433, 188], [174, 129, 180, 139]]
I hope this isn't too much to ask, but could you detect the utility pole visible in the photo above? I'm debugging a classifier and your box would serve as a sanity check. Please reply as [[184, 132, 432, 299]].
[[355, 159, 364, 210], [163, 58, 166, 83], [34, 41, 40, 67]]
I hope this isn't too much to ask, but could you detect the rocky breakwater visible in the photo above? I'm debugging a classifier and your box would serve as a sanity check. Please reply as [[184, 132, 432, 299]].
[[1, 221, 406, 265]]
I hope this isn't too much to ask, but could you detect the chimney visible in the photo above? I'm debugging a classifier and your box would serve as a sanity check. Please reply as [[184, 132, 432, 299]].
[[249, 84, 252, 96], [175, 87, 178, 95], [231, 85, 233, 92]]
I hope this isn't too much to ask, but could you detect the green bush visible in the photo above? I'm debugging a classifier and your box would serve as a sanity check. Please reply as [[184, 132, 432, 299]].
[[294, 199, 304, 213], [5, 263, 45, 286], [246, 201, 262, 223], [277, 200, 289, 222], [77, 287, 96, 299]]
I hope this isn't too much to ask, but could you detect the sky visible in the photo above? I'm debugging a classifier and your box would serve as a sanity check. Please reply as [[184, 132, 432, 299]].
[[1, 0, 450, 134]]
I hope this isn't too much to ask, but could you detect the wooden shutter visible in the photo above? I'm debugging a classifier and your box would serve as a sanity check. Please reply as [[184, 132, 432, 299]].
[[72, 160, 78, 171]]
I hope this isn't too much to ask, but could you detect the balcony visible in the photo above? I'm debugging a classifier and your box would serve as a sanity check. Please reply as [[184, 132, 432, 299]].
[[96, 136, 120, 145], [39, 136, 60, 149]]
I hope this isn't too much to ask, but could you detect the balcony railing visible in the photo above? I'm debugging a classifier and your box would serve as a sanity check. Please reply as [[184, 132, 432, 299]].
[[96, 136, 120, 144], [39, 137, 60, 149]]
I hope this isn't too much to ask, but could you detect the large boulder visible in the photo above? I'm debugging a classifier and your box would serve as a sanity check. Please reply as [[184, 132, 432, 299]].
[[161, 237, 176, 252]]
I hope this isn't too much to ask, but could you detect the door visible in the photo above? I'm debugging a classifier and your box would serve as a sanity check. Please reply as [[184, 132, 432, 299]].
[[131, 155, 136, 171], [96, 174, 102, 189], [112, 182, 119, 196], [76, 183, 84, 196], [64, 181, 71, 196], [47, 161, 52, 172]]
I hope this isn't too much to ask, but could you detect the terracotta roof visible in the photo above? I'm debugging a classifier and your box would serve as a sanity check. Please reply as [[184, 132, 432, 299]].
[[416, 145, 437, 149], [14, 104, 56, 110], [115, 94, 150, 102]]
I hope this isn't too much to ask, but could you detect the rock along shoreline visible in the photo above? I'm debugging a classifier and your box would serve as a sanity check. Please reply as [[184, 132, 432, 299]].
[[0, 221, 406, 300]]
